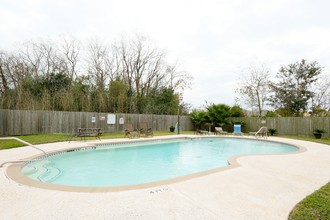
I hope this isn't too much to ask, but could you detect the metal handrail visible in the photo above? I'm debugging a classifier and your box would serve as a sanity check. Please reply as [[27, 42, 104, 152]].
[[0, 137, 47, 168]]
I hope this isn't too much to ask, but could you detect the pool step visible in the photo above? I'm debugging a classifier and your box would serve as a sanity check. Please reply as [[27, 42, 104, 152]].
[[37, 165, 61, 182], [23, 160, 61, 183], [23, 160, 50, 179]]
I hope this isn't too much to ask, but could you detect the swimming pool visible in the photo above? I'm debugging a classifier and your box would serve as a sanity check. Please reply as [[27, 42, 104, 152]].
[[20, 137, 298, 189]]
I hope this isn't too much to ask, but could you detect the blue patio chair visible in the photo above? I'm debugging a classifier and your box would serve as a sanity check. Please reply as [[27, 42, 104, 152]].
[[233, 124, 243, 136]]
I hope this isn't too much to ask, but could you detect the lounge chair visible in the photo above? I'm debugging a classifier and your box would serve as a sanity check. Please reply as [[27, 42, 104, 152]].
[[249, 127, 268, 138], [195, 129, 209, 135], [214, 127, 228, 135], [124, 123, 140, 138], [139, 122, 153, 137], [233, 124, 243, 136]]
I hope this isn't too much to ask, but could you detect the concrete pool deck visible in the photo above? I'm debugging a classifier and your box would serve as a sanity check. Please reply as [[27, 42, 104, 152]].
[[0, 135, 329, 219]]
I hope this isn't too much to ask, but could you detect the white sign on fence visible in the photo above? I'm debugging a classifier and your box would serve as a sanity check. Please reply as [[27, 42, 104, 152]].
[[107, 114, 116, 124], [119, 117, 124, 124]]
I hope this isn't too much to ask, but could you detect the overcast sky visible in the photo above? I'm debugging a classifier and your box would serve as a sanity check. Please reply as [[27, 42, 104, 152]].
[[1, 0, 330, 109]]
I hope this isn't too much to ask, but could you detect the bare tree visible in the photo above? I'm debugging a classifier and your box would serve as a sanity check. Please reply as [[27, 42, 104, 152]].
[[0, 34, 192, 114], [166, 62, 192, 93], [18, 39, 75, 110], [0, 51, 10, 108], [58, 35, 81, 79], [86, 38, 116, 90], [311, 74, 330, 115], [236, 65, 271, 116], [86, 38, 117, 112], [0, 50, 35, 109], [115, 35, 168, 113], [18, 40, 42, 76]]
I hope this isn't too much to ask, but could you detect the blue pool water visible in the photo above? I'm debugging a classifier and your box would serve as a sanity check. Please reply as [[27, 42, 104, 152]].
[[22, 138, 298, 187]]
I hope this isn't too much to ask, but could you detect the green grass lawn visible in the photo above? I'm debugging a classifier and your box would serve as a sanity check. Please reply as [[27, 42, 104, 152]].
[[0, 132, 327, 150], [0, 131, 328, 218], [279, 135, 330, 145], [0, 131, 194, 150], [0, 134, 70, 150], [288, 182, 330, 220]]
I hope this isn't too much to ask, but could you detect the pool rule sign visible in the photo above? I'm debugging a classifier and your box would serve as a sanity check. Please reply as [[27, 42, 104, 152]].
[[119, 117, 124, 125], [92, 116, 96, 127]]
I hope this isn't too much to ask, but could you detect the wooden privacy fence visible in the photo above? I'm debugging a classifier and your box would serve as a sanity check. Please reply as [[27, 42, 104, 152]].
[[1, 109, 329, 137], [0, 109, 193, 136], [231, 117, 330, 138]]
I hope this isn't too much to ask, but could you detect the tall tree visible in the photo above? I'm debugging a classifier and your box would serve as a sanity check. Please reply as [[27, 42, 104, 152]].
[[0, 52, 10, 108], [236, 65, 270, 116], [86, 38, 118, 112], [153, 87, 179, 115], [115, 35, 167, 113], [58, 35, 80, 79], [108, 80, 128, 113], [311, 74, 330, 116], [0, 34, 192, 114], [1, 52, 33, 109], [166, 63, 193, 93], [269, 59, 322, 116]]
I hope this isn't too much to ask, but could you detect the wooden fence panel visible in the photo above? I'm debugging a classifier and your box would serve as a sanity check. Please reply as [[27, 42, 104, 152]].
[[232, 117, 330, 138], [0, 109, 193, 136], [0, 110, 6, 136], [1, 109, 329, 137]]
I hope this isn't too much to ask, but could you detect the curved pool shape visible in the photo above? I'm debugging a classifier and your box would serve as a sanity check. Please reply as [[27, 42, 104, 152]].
[[21, 138, 298, 188]]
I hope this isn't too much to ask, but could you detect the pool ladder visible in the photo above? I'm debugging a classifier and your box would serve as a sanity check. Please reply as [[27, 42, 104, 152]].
[[0, 137, 47, 168]]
